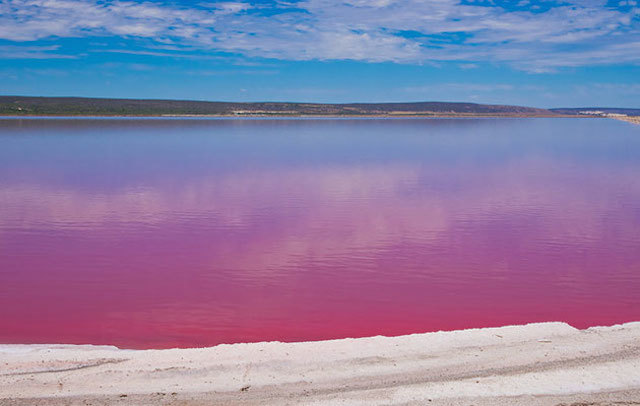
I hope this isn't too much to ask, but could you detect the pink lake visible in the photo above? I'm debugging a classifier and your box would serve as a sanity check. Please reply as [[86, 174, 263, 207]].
[[0, 117, 639, 349]]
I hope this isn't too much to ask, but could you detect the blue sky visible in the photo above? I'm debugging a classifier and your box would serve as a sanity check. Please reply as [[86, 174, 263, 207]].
[[1, 0, 639, 107]]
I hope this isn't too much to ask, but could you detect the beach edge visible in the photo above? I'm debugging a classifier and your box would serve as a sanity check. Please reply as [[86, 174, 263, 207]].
[[2, 321, 640, 405]]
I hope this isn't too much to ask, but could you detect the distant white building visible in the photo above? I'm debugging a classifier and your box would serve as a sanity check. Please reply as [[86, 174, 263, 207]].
[[578, 110, 627, 117]]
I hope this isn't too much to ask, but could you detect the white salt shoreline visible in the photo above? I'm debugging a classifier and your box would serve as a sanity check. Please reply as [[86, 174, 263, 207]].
[[1, 321, 640, 405]]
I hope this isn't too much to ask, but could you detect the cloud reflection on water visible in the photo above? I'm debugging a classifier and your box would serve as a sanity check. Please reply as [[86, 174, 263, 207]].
[[1, 118, 639, 348]]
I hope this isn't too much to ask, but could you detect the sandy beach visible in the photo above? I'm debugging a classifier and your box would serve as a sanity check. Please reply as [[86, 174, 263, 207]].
[[1, 322, 639, 405], [614, 116, 640, 125]]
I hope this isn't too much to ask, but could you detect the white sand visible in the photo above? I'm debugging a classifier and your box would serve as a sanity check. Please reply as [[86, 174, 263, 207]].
[[1, 322, 640, 405], [613, 116, 640, 125]]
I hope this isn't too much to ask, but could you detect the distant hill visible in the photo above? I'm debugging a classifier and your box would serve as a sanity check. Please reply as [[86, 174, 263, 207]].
[[0, 96, 559, 117], [551, 107, 640, 116]]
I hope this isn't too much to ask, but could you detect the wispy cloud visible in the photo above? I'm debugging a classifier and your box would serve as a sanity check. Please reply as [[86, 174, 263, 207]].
[[0, 0, 639, 70], [0, 44, 76, 59]]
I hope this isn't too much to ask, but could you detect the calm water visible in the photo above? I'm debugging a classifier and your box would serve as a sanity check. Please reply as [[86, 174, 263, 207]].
[[1, 118, 639, 349]]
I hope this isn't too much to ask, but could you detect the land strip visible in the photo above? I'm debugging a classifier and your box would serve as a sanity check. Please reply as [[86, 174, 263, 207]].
[[0, 96, 564, 117], [1, 322, 639, 405], [613, 116, 640, 125]]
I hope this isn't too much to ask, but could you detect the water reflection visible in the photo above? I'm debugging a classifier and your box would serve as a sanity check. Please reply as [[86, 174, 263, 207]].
[[0, 118, 639, 348]]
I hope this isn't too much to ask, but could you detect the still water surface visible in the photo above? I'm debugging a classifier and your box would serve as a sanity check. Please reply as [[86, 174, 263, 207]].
[[0, 118, 639, 349]]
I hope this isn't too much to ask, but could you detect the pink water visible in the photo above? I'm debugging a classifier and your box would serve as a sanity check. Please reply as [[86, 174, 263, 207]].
[[1, 118, 639, 349]]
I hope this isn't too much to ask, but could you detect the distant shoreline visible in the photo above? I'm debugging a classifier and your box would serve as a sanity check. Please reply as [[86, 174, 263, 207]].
[[0, 113, 588, 118], [1, 321, 639, 405], [3, 96, 638, 119], [612, 115, 640, 125], [0, 95, 577, 118]]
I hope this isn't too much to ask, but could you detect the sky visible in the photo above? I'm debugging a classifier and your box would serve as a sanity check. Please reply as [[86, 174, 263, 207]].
[[0, 0, 639, 107]]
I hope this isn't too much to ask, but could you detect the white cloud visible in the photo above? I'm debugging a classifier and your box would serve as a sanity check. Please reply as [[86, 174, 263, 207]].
[[0, 0, 639, 70], [0, 44, 76, 59]]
